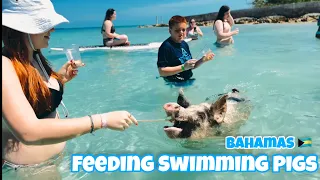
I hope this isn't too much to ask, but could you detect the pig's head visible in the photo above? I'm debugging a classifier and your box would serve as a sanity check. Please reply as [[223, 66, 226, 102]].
[[163, 88, 232, 139]]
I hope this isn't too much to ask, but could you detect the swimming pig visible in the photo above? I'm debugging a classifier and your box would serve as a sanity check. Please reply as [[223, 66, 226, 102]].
[[163, 88, 252, 139]]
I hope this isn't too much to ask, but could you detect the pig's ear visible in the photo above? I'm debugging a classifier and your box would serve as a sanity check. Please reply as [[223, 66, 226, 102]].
[[210, 94, 228, 123], [177, 88, 191, 108]]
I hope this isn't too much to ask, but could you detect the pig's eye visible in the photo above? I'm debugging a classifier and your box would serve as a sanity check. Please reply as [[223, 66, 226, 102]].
[[174, 106, 179, 109]]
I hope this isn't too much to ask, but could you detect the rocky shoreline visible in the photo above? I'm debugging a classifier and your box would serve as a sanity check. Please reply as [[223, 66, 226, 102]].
[[138, 13, 319, 28]]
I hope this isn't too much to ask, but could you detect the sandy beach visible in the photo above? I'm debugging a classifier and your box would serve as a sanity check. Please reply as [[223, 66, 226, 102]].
[[138, 13, 320, 28]]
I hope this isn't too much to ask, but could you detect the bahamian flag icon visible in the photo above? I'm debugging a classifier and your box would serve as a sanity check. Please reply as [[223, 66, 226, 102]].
[[298, 138, 312, 147]]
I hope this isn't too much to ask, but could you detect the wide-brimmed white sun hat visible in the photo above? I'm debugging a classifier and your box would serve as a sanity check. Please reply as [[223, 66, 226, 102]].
[[2, 0, 69, 34]]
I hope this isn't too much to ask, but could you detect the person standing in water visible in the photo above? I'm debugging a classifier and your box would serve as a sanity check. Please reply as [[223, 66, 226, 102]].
[[316, 17, 320, 39], [2, 1, 137, 178], [157, 15, 214, 84], [101, 8, 130, 47], [186, 18, 203, 40], [213, 5, 239, 47]]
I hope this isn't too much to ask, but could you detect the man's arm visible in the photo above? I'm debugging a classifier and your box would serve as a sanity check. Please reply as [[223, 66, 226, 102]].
[[194, 56, 205, 69], [157, 45, 185, 77], [194, 51, 215, 69], [158, 66, 185, 77]]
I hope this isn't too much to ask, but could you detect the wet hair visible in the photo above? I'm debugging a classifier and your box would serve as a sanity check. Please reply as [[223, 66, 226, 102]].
[[169, 15, 187, 29], [213, 5, 230, 28], [101, 8, 115, 33]]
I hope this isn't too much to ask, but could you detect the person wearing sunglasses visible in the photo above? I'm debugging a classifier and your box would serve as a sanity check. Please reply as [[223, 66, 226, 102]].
[[157, 15, 214, 84], [186, 18, 203, 40]]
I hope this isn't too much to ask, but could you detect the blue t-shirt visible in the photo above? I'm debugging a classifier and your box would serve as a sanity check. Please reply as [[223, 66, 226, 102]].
[[157, 37, 193, 82]]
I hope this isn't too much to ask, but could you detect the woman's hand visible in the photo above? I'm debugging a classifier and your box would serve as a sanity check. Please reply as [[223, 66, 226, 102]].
[[227, 12, 235, 26], [194, 26, 198, 33], [101, 111, 138, 131], [232, 28, 239, 35], [58, 60, 85, 84]]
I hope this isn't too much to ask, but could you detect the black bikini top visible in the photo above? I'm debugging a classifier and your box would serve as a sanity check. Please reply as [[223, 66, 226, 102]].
[[102, 25, 116, 33], [2, 50, 64, 119], [38, 80, 64, 119]]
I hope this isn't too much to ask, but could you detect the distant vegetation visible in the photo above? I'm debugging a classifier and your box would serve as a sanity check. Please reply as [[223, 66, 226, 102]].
[[252, 0, 320, 7]]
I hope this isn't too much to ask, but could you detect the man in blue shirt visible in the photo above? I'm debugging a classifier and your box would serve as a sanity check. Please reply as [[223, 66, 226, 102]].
[[157, 15, 214, 83]]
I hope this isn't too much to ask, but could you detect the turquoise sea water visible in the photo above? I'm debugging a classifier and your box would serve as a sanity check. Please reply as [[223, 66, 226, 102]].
[[4, 23, 320, 179]]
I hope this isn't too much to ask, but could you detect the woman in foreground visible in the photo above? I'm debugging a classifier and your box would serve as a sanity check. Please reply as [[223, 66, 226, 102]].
[[2, 0, 137, 178]]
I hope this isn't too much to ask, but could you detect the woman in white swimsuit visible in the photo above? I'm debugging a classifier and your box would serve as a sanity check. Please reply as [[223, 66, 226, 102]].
[[186, 18, 203, 40]]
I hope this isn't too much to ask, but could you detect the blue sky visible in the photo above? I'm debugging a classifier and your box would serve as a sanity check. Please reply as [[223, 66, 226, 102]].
[[53, 0, 253, 28]]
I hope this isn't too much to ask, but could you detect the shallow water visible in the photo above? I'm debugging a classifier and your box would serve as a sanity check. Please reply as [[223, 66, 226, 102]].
[[3, 23, 320, 179]]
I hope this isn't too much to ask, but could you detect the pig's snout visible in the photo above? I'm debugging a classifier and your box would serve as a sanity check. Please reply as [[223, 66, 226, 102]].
[[163, 103, 180, 116]]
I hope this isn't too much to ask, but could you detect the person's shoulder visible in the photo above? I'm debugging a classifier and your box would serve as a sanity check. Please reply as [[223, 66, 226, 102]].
[[2, 55, 11, 63], [163, 37, 172, 45], [105, 20, 112, 25], [2, 55, 14, 72], [215, 20, 223, 25], [181, 40, 189, 47], [159, 37, 172, 50]]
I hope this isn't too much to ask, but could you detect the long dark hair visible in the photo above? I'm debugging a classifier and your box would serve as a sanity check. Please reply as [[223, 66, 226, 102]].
[[101, 8, 115, 33], [213, 5, 230, 29]]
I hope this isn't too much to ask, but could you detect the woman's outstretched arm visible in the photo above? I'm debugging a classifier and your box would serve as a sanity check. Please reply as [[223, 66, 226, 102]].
[[2, 56, 137, 146]]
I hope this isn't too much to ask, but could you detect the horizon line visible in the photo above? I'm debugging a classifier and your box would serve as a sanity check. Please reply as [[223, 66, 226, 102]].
[[55, 24, 140, 30]]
